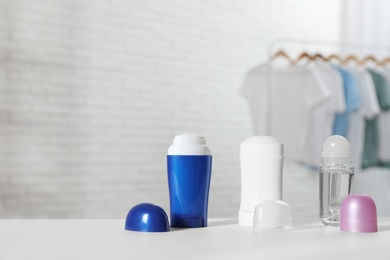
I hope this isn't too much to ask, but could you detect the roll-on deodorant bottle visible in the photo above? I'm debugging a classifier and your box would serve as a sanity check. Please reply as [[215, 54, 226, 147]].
[[167, 133, 212, 228], [319, 135, 354, 226]]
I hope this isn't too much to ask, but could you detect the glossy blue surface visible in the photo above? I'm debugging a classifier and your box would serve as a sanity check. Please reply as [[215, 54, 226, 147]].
[[167, 155, 212, 228], [125, 203, 170, 232]]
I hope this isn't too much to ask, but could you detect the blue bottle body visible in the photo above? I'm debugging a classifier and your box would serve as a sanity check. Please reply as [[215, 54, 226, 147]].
[[167, 155, 212, 228]]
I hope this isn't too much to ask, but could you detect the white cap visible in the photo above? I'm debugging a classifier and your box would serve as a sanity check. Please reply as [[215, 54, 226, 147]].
[[240, 136, 283, 155], [253, 200, 292, 231], [168, 133, 211, 155], [321, 135, 351, 159], [172, 133, 206, 145]]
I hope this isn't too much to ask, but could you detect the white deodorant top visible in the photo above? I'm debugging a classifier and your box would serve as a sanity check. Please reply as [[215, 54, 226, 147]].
[[240, 136, 284, 155], [168, 133, 211, 155], [321, 135, 351, 159]]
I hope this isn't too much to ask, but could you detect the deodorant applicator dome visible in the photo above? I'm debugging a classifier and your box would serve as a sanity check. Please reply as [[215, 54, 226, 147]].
[[321, 135, 352, 159], [239, 136, 284, 226], [319, 135, 354, 226]]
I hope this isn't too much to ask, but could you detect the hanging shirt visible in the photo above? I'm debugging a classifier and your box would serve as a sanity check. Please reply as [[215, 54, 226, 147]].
[[301, 64, 346, 167], [362, 69, 390, 169], [347, 68, 380, 171], [241, 62, 330, 162], [332, 66, 361, 137], [377, 68, 390, 166]]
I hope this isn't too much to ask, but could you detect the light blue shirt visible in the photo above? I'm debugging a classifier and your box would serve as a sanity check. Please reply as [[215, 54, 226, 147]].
[[332, 66, 361, 137]]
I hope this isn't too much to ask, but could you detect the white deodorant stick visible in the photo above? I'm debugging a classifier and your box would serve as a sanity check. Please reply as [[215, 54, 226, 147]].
[[238, 136, 284, 226]]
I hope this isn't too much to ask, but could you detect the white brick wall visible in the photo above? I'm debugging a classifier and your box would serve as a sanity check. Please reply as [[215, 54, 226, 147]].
[[0, 0, 342, 218]]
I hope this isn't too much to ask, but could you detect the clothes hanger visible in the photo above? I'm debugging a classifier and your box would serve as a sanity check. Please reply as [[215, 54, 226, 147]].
[[327, 53, 343, 63], [272, 50, 294, 64], [361, 55, 379, 66], [342, 54, 363, 65], [292, 52, 313, 64], [312, 53, 328, 62], [378, 57, 390, 66]]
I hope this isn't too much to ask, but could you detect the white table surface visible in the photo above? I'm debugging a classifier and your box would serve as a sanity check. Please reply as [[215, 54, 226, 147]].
[[0, 218, 389, 260]]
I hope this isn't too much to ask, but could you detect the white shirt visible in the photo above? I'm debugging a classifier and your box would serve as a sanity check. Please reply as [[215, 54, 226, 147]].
[[241, 62, 330, 162], [301, 64, 345, 167]]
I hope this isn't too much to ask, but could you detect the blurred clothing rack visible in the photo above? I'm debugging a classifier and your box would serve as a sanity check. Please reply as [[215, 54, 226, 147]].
[[262, 38, 390, 134]]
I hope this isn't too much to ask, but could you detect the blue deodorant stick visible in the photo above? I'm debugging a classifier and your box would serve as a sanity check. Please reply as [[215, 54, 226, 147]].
[[167, 133, 212, 228]]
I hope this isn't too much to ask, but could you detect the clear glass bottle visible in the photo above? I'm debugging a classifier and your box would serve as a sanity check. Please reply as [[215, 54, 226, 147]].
[[319, 136, 354, 226]]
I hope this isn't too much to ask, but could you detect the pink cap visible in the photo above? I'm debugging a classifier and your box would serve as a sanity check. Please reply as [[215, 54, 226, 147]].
[[340, 194, 378, 233]]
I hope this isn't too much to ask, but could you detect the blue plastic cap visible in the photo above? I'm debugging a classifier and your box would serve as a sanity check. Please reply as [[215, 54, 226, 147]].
[[125, 203, 170, 232]]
